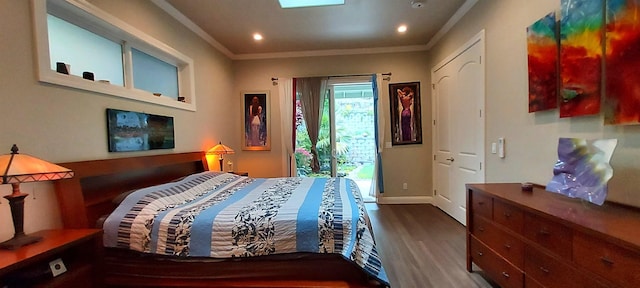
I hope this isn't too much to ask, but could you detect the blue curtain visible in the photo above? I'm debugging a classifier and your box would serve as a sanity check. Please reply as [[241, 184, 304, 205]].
[[372, 74, 384, 193]]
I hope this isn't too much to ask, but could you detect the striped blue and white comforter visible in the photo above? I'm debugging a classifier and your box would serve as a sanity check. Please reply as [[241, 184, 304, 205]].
[[103, 171, 388, 284]]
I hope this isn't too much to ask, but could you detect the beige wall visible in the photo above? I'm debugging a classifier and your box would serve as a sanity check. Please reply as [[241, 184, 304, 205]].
[[0, 0, 234, 240], [429, 0, 640, 207], [233, 52, 432, 199], [4, 0, 639, 243]]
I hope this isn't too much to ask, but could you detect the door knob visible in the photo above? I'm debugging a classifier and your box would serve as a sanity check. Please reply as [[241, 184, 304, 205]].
[[446, 157, 455, 162]]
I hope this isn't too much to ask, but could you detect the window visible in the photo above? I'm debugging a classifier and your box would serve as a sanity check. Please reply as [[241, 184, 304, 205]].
[[131, 48, 178, 99], [32, 0, 196, 111], [47, 14, 124, 86]]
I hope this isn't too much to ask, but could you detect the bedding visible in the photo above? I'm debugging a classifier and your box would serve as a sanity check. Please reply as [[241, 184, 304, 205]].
[[103, 171, 388, 285]]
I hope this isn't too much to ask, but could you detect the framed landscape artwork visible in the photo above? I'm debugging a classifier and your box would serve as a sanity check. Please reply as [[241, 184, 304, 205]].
[[106, 108, 175, 152], [241, 91, 271, 151], [389, 82, 422, 145]]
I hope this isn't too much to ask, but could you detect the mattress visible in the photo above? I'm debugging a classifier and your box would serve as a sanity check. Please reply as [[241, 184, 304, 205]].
[[103, 171, 388, 285]]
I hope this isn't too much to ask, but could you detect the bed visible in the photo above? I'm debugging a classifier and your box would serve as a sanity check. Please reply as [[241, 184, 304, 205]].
[[54, 152, 389, 287]]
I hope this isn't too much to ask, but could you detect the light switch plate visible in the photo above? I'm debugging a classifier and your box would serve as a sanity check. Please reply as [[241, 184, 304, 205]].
[[49, 258, 67, 277]]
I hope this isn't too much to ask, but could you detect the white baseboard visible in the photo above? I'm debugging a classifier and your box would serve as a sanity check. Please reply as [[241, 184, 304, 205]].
[[376, 196, 434, 205]]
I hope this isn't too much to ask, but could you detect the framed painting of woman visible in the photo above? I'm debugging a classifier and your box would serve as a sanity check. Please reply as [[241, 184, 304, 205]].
[[389, 82, 422, 145], [241, 91, 270, 151]]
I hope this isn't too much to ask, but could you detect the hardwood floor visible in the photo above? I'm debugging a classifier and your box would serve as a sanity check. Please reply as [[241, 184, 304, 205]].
[[366, 204, 498, 288]]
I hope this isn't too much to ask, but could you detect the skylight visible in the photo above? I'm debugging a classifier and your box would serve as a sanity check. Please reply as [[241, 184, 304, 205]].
[[278, 0, 344, 9]]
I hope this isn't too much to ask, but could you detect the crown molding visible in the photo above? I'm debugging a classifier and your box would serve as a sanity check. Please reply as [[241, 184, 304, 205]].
[[233, 45, 429, 60], [426, 0, 479, 50], [150, 0, 234, 59]]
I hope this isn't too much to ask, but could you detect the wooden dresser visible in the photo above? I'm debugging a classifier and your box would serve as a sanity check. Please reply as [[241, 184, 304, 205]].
[[466, 183, 640, 288]]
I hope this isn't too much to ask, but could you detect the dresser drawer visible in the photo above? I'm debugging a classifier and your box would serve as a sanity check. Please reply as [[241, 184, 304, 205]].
[[470, 236, 523, 288], [524, 275, 544, 288], [574, 232, 640, 287], [525, 245, 608, 288], [472, 216, 524, 269], [471, 190, 493, 219], [523, 213, 572, 260], [493, 199, 523, 234]]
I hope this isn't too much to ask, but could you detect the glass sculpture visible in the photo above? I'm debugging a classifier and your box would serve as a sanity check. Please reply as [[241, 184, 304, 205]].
[[546, 138, 617, 205]]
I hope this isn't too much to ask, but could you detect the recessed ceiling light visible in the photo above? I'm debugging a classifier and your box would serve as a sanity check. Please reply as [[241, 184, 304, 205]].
[[397, 25, 408, 33], [411, 0, 426, 9], [253, 33, 263, 41], [278, 0, 344, 9]]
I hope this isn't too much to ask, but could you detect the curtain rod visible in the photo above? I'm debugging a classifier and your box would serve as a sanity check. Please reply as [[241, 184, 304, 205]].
[[271, 72, 391, 83], [327, 72, 392, 78]]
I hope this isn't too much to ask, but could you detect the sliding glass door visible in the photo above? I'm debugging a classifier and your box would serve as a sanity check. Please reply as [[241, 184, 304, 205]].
[[295, 78, 376, 200]]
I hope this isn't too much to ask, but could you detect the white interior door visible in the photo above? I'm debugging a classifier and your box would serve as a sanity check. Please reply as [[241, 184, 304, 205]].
[[433, 69, 455, 219], [432, 31, 485, 225]]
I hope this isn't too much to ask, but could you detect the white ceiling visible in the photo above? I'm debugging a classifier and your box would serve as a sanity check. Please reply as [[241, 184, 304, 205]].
[[154, 0, 475, 59]]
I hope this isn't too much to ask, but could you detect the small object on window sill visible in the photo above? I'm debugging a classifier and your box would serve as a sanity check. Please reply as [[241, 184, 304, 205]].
[[56, 62, 69, 75], [153, 93, 161, 96], [178, 97, 186, 102], [82, 72, 94, 81], [521, 182, 533, 192], [98, 80, 110, 84]]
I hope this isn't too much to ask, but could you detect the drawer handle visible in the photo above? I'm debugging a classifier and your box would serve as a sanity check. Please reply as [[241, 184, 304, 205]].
[[478, 226, 485, 232], [503, 212, 511, 218], [504, 244, 512, 250], [477, 251, 484, 257], [502, 272, 510, 278], [539, 266, 549, 274], [538, 229, 550, 236], [600, 257, 615, 266], [478, 201, 485, 206]]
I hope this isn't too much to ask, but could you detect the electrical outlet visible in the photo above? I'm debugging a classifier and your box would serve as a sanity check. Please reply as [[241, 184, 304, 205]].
[[49, 258, 67, 277]]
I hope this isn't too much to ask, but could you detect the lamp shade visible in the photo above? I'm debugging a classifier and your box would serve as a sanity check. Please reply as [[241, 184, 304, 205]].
[[0, 144, 74, 184], [207, 142, 235, 156], [207, 142, 234, 172]]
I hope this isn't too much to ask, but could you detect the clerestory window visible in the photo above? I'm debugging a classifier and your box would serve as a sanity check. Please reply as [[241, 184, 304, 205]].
[[32, 0, 196, 110]]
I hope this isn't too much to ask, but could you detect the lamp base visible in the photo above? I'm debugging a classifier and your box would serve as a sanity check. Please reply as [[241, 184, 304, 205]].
[[0, 233, 42, 250], [1, 189, 42, 250]]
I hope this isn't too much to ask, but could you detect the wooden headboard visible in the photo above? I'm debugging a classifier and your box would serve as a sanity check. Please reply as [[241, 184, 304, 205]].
[[54, 152, 208, 229]]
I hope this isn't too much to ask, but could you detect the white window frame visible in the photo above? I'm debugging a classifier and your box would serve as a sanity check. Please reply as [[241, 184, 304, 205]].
[[31, 0, 197, 111]]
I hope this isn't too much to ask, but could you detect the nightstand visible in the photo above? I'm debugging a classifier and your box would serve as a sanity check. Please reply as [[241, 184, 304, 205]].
[[230, 171, 248, 176], [0, 229, 102, 288]]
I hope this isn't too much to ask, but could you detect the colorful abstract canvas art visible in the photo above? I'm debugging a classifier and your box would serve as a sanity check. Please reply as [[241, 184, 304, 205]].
[[527, 12, 558, 112], [559, 0, 604, 118], [604, 0, 640, 125]]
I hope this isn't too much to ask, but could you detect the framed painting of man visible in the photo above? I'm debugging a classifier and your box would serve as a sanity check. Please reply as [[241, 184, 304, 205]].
[[241, 91, 271, 151], [389, 82, 422, 145]]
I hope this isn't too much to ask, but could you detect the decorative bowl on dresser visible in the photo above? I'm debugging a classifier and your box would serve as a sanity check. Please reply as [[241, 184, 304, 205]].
[[466, 183, 640, 288]]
